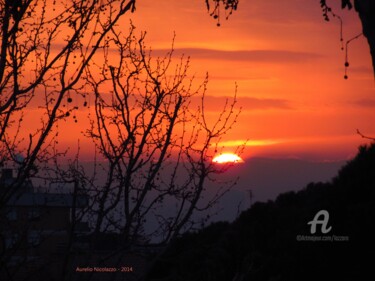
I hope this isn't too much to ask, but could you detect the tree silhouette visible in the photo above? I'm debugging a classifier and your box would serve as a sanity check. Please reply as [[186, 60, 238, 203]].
[[0, 0, 372, 211], [1, 0, 372, 280], [0, 0, 137, 210], [320, 0, 375, 77], [79, 25, 241, 245], [352, 0, 375, 75], [205, 0, 239, 26], [147, 142, 375, 281], [206, 0, 375, 77], [0, 2, 241, 280]]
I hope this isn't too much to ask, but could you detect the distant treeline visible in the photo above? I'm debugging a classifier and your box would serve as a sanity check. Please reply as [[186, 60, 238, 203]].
[[147, 142, 375, 281]]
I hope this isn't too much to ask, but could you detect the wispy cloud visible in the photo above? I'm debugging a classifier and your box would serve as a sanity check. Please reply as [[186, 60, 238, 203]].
[[218, 139, 284, 147], [352, 98, 375, 108], [345, 66, 373, 74], [191, 95, 293, 111], [152, 48, 322, 63]]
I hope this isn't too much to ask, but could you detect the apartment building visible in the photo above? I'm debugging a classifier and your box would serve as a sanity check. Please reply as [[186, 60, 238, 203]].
[[0, 168, 89, 280]]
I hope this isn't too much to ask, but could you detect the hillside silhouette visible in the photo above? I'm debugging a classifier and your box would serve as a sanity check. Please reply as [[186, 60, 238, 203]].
[[146, 142, 375, 281]]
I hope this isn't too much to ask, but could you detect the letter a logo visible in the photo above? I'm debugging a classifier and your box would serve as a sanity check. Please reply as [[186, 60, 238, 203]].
[[307, 210, 332, 234]]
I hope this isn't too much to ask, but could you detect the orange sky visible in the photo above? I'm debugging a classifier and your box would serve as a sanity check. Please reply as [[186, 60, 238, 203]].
[[16, 0, 374, 162], [117, 0, 374, 161]]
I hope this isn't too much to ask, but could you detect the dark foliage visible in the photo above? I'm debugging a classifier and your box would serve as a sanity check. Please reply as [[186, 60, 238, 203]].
[[146, 142, 375, 281]]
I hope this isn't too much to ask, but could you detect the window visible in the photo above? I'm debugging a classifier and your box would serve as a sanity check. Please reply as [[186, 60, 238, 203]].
[[28, 208, 41, 220], [5, 233, 19, 249], [27, 231, 41, 246], [6, 208, 17, 221]]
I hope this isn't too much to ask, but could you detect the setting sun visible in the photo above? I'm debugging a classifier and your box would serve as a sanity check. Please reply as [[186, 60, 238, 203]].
[[213, 153, 244, 164]]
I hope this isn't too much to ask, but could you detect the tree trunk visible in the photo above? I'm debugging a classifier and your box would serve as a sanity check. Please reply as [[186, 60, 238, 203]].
[[355, 0, 375, 78]]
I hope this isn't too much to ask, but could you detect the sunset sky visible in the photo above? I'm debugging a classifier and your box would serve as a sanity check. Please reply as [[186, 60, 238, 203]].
[[17, 0, 374, 163], [3, 0, 374, 226], [116, 0, 374, 161]]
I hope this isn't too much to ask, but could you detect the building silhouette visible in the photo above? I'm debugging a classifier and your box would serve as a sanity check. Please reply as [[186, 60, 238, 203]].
[[0, 168, 89, 280]]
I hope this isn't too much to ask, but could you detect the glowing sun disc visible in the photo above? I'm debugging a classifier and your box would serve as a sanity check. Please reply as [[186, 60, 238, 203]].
[[213, 153, 244, 164]]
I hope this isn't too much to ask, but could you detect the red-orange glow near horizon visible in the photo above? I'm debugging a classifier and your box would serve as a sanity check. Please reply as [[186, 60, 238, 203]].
[[10, 0, 374, 162], [213, 153, 244, 164]]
